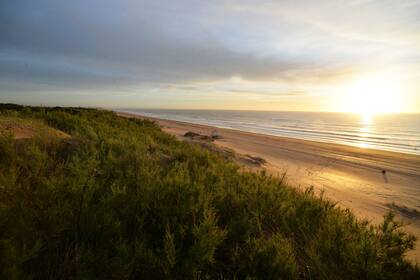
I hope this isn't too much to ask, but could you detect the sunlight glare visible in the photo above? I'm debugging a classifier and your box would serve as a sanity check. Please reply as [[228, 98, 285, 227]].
[[340, 74, 401, 115], [356, 114, 373, 149]]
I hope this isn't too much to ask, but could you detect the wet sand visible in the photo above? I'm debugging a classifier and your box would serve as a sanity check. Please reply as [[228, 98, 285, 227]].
[[118, 112, 420, 263]]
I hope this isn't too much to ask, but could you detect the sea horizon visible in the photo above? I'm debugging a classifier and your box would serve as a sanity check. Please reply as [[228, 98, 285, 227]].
[[118, 108, 420, 156]]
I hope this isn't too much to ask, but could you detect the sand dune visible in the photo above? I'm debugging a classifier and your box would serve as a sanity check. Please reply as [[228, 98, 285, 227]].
[[118, 112, 420, 263]]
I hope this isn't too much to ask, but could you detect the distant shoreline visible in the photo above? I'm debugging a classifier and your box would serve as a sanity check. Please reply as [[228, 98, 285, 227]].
[[116, 109, 420, 156], [117, 110, 420, 263], [115, 109, 420, 157]]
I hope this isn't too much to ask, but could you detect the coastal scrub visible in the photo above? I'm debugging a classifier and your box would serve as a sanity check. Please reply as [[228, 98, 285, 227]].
[[0, 104, 419, 279]]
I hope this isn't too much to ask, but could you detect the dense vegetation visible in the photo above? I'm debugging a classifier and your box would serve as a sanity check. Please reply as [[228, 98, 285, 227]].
[[0, 104, 419, 279]]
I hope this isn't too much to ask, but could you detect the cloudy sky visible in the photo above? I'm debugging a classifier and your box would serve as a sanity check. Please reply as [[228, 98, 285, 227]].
[[1, 0, 419, 112]]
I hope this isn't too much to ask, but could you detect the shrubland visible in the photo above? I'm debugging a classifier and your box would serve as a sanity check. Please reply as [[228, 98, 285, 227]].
[[0, 104, 418, 279]]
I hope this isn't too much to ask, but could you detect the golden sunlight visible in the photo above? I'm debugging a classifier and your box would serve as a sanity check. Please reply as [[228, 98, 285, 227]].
[[340, 74, 402, 115]]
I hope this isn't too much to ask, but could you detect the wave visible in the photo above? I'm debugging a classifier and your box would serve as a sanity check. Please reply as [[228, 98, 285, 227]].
[[119, 109, 420, 155]]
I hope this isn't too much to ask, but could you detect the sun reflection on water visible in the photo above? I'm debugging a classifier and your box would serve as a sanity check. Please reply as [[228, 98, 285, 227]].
[[357, 114, 373, 149]]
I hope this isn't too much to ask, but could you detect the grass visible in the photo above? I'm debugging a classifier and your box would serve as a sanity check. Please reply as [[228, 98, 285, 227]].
[[0, 104, 419, 279], [0, 112, 68, 140]]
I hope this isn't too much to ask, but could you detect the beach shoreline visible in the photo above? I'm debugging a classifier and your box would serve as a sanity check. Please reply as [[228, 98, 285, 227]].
[[117, 111, 420, 263]]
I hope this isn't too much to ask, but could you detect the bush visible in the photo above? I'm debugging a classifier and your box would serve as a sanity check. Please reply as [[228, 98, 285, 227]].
[[0, 105, 418, 279]]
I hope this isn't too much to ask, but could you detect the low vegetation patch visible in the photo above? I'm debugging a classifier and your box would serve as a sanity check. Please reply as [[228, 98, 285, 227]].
[[245, 154, 267, 166], [387, 203, 420, 221], [0, 104, 419, 279], [0, 114, 69, 140], [184, 131, 213, 141]]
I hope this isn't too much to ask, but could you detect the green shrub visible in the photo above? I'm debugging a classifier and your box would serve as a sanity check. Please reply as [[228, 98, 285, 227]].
[[0, 105, 418, 279]]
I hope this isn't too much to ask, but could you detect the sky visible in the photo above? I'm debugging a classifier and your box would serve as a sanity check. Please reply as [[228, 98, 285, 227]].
[[1, 0, 419, 113]]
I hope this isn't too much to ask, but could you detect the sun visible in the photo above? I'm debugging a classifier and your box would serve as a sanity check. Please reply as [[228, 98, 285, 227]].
[[340, 74, 401, 115]]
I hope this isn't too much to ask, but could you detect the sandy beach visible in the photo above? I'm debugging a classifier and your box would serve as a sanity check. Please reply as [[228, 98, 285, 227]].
[[118, 112, 420, 263]]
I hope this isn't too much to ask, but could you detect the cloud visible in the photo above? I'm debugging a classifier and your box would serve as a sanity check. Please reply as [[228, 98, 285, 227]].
[[0, 1, 366, 86], [0, 0, 419, 110]]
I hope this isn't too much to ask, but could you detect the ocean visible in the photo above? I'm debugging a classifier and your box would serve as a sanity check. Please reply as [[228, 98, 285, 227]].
[[119, 109, 420, 155]]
